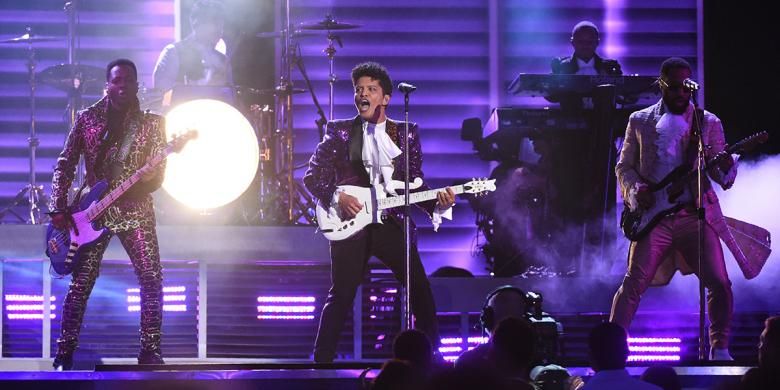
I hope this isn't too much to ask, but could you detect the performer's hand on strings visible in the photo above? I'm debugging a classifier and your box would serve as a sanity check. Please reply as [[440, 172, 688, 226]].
[[716, 148, 735, 172], [139, 158, 160, 183], [51, 212, 78, 235], [51, 212, 71, 230], [436, 187, 456, 210], [338, 192, 363, 219]]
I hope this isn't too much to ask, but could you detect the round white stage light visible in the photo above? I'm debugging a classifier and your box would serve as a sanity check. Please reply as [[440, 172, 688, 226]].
[[163, 99, 259, 210]]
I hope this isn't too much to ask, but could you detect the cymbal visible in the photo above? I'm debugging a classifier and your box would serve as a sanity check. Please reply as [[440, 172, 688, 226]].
[[1, 33, 62, 44], [298, 15, 361, 31], [255, 30, 318, 39], [38, 63, 105, 94], [236, 85, 306, 97]]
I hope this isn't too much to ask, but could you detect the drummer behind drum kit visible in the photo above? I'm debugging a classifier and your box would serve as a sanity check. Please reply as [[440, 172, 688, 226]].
[[0, 11, 364, 226]]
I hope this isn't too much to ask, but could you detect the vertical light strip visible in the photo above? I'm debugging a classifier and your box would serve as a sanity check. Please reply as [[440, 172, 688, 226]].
[[42, 261, 52, 358], [0, 261, 4, 357], [198, 261, 207, 359], [488, 0, 500, 109], [354, 285, 362, 360], [602, 0, 626, 64], [696, 0, 705, 106], [174, 0, 182, 41]]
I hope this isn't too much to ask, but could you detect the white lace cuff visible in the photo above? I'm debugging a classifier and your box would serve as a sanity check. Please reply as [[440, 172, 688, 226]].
[[432, 204, 454, 232], [627, 182, 647, 212], [715, 154, 739, 190], [330, 188, 345, 218]]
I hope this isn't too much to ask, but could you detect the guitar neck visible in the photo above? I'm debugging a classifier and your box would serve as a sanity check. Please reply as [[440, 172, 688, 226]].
[[377, 184, 464, 210], [86, 150, 168, 222], [680, 143, 740, 183]]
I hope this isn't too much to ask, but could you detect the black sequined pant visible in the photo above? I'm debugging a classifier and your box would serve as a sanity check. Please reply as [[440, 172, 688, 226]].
[[55, 225, 163, 357]]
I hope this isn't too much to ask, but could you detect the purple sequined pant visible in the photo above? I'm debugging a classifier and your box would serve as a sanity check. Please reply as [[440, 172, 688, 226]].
[[55, 225, 163, 358]]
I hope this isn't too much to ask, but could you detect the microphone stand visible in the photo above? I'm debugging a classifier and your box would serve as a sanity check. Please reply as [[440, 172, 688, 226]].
[[401, 90, 413, 331], [690, 90, 707, 361]]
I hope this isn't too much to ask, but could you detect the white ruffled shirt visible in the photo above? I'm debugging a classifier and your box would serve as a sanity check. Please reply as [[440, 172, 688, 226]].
[[362, 121, 403, 195], [627, 104, 739, 211], [576, 57, 598, 75], [333, 120, 452, 230]]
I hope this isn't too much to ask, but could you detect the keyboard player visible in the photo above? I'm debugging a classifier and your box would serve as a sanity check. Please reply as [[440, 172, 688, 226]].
[[548, 20, 623, 111]]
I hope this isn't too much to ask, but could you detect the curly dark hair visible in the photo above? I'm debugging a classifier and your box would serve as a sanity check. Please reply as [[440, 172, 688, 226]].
[[351, 62, 393, 96], [660, 57, 692, 79], [105, 58, 137, 81]]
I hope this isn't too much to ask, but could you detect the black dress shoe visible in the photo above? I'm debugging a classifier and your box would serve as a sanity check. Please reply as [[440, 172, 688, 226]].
[[138, 350, 165, 365], [53, 354, 74, 371]]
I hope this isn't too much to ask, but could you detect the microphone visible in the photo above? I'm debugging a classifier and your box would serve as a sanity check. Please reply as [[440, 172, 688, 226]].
[[397, 82, 417, 94], [683, 78, 700, 91]]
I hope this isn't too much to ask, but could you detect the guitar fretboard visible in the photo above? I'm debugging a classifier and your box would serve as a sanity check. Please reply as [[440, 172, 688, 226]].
[[85, 145, 172, 222], [377, 185, 465, 210]]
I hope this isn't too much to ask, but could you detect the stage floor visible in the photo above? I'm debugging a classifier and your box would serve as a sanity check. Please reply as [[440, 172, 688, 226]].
[[0, 360, 750, 390]]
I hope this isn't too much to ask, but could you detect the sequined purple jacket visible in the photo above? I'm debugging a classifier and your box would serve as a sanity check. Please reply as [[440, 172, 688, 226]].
[[303, 116, 437, 229], [50, 96, 166, 232]]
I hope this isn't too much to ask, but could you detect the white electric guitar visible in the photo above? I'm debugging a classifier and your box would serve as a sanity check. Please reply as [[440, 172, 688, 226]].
[[316, 178, 496, 241]]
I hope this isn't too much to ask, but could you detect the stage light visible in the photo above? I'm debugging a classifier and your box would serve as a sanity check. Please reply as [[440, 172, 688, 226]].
[[4, 294, 57, 320], [438, 335, 488, 362], [126, 286, 188, 312], [163, 99, 259, 210], [627, 336, 682, 362], [256, 296, 317, 320]]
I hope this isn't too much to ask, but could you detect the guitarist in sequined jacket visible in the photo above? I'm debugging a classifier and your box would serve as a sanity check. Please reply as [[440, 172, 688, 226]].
[[49, 59, 166, 369], [303, 62, 455, 362]]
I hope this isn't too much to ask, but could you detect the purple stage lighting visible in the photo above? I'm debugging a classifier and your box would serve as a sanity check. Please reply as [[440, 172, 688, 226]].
[[126, 286, 187, 312], [438, 335, 489, 362], [256, 296, 316, 320], [627, 336, 682, 362], [4, 294, 57, 320]]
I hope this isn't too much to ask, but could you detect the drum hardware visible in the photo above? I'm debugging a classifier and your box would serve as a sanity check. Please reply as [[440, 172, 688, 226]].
[[0, 27, 60, 224], [38, 63, 105, 95], [298, 14, 361, 121]]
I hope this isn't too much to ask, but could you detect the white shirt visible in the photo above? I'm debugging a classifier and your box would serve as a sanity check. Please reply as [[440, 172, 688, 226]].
[[575, 58, 597, 108], [652, 107, 693, 204], [361, 120, 402, 196], [576, 57, 598, 76]]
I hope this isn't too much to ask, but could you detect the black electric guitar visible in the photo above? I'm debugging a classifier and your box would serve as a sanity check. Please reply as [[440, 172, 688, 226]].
[[620, 131, 768, 241]]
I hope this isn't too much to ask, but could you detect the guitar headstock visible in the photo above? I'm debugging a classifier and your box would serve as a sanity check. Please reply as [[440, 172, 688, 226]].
[[463, 177, 496, 197], [169, 129, 198, 153], [731, 131, 769, 154]]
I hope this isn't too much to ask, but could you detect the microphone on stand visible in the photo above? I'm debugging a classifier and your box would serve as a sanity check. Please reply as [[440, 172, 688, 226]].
[[683, 78, 700, 91], [397, 82, 417, 94]]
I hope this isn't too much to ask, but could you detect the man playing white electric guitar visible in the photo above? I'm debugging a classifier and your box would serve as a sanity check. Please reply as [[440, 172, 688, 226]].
[[303, 62, 455, 363]]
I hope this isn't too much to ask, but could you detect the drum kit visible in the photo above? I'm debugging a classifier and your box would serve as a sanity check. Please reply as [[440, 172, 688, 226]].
[[0, 3, 363, 226], [235, 10, 364, 225]]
